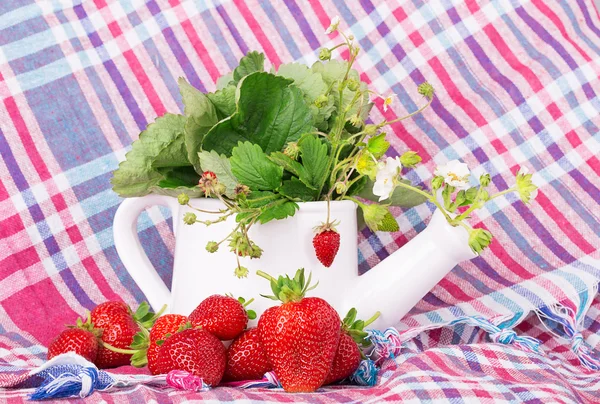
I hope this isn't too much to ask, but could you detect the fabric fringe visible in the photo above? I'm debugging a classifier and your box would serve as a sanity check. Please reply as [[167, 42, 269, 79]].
[[536, 283, 600, 371], [29, 364, 114, 400], [367, 314, 541, 365]]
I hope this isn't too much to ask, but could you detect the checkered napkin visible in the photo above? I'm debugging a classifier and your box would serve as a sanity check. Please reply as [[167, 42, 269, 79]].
[[1, 0, 600, 402]]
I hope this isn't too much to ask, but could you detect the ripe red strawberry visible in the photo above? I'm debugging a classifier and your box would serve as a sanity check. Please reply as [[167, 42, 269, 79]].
[[324, 308, 380, 385], [224, 328, 271, 381], [147, 314, 188, 375], [91, 301, 163, 369], [155, 328, 226, 386], [189, 295, 256, 341], [47, 327, 99, 362], [312, 223, 340, 267], [257, 268, 341, 392]]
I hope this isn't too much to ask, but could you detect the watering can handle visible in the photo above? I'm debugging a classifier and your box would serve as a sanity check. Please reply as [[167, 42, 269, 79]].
[[113, 195, 180, 311]]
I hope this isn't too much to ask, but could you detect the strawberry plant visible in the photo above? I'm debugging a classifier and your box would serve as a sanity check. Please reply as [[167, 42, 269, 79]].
[[112, 17, 537, 274]]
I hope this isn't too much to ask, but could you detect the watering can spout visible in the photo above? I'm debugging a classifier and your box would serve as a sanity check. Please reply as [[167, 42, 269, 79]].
[[343, 209, 477, 330]]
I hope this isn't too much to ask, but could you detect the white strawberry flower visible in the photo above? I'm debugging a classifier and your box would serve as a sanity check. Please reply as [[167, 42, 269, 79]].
[[382, 94, 394, 112], [434, 160, 471, 190], [325, 16, 340, 35], [372, 157, 402, 201]]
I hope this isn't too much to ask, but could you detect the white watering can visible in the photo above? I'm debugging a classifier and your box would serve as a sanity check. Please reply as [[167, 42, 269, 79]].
[[113, 196, 476, 330]]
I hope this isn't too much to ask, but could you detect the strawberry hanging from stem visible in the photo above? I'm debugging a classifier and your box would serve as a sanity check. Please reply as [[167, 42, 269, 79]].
[[313, 199, 340, 267]]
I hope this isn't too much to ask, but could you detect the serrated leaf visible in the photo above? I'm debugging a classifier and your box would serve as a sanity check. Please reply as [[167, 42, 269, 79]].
[[178, 78, 219, 172], [206, 85, 236, 119], [279, 177, 317, 201], [359, 178, 429, 208], [269, 152, 309, 180], [156, 166, 200, 188], [257, 200, 299, 224], [367, 133, 390, 159], [233, 51, 265, 83], [202, 72, 314, 156], [198, 150, 238, 197], [112, 114, 188, 197], [298, 135, 329, 190], [377, 211, 400, 232], [230, 142, 283, 190]]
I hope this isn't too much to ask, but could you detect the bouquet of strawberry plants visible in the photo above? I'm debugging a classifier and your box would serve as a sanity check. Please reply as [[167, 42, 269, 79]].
[[112, 18, 537, 277]]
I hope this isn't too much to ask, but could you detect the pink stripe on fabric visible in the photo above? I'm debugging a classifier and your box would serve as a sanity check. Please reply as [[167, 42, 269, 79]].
[[233, 0, 282, 68], [122, 49, 166, 117], [180, 19, 222, 83]]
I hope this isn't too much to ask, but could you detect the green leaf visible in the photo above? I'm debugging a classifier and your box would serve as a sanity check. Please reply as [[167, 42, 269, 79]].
[[279, 177, 317, 201], [233, 51, 265, 84], [359, 179, 429, 208], [149, 185, 204, 198], [198, 150, 238, 197], [298, 135, 329, 190], [151, 132, 190, 168], [367, 133, 390, 159], [156, 166, 200, 188], [178, 78, 219, 172], [269, 152, 309, 180], [206, 85, 236, 119], [202, 72, 314, 156], [378, 211, 400, 232], [230, 142, 283, 190], [112, 114, 188, 197], [257, 200, 299, 224]]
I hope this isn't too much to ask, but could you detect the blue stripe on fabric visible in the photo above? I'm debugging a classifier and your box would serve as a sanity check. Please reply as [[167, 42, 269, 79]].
[[215, 5, 249, 56], [258, 0, 301, 60], [200, 8, 238, 70]]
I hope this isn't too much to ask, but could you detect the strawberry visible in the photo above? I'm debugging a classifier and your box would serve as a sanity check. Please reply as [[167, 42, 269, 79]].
[[47, 317, 101, 363], [155, 328, 226, 386], [147, 314, 188, 375], [91, 301, 163, 369], [257, 268, 341, 392], [324, 308, 380, 385], [312, 223, 340, 267], [224, 328, 271, 381], [189, 295, 256, 341]]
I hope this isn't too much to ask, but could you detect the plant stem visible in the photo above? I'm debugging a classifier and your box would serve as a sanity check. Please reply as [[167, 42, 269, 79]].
[[100, 341, 137, 355], [186, 204, 224, 214], [242, 298, 254, 307], [488, 187, 517, 201], [256, 270, 276, 282], [379, 96, 434, 127], [392, 181, 455, 224], [363, 311, 381, 327]]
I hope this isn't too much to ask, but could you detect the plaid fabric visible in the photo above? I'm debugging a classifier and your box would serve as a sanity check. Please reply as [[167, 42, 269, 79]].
[[1, 0, 600, 402]]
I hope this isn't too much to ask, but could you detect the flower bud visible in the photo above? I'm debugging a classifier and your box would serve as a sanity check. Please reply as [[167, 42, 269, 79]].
[[250, 244, 263, 258], [362, 204, 389, 232], [480, 173, 491, 187], [468, 228, 493, 254], [183, 212, 197, 225], [235, 266, 249, 279], [214, 183, 226, 195], [314, 94, 329, 108], [418, 82, 435, 99], [319, 48, 332, 61], [348, 34, 355, 40], [399, 151, 422, 168], [284, 142, 300, 160], [335, 182, 347, 194], [364, 124, 378, 136], [177, 193, 190, 205], [347, 78, 359, 92], [432, 176, 444, 190], [205, 241, 219, 253], [349, 114, 363, 127], [234, 184, 250, 197]]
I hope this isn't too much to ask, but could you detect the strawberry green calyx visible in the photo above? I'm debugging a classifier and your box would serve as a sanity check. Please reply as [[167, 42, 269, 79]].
[[132, 302, 167, 330], [70, 312, 102, 338], [341, 308, 380, 348], [256, 268, 318, 303], [238, 296, 257, 320]]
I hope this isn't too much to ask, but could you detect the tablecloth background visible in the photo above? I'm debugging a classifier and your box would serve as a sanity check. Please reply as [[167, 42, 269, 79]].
[[1, 0, 600, 402]]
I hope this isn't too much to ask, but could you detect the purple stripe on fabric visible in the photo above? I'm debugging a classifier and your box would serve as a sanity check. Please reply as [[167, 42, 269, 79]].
[[216, 5, 249, 55], [0, 15, 46, 46], [0, 130, 28, 191], [9, 45, 64, 75], [146, 1, 205, 92], [515, 7, 578, 71], [59, 268, 97, 309], [576, 0, 600, 37], [283, 0, 320, 50], [200, 9, 238, 70], [72, 4, 146, 131]]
